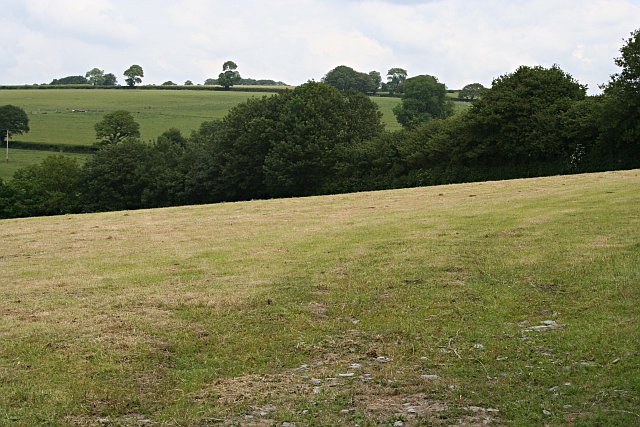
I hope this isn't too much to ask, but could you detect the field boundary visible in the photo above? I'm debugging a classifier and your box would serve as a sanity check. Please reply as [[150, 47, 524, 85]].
[[0, 84, 291, 93], [8, 140, 97, 154]]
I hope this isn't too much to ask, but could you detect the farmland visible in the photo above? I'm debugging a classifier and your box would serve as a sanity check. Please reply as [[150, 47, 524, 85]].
[[1, 89, 277, 147], [0, 170, 638, 425], [0, 89, 408, 148]]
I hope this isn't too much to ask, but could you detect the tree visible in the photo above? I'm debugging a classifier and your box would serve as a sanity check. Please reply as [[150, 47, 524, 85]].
[[459, 83, 485, 101], [393, 75, 454, 128], [158, 128, 187, 148], [184, 80, 194, 85], [80, 139, 153, 211], [463, 65, 586, 164], [50, 75, 88, 85], [188, 81, 384, 200], [86, 68, 106, 86], [369, 71, 382, 94], [218, 61, 241, 89], [322, 65, 376, 94], [387, 68, 407, 95], [94, 110, 140, 146], [600, 28, 640, 164], [103, 73, 118, 86], [124, 64, 144, 87], [0, 105, 30, 137], [4, 155, 82, 217], [162, 81, 177, 86], [261, 82, 383, 196], [204, 78, 217, 85]]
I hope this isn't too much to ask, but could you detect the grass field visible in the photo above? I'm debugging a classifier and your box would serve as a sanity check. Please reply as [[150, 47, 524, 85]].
[[0, 148, 89, 181], [1, 170, 638, 425], [1, 89, 272, 147]]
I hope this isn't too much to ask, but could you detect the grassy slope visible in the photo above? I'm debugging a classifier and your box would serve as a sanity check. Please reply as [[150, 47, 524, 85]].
[[0, 170, 638, 426], [1, 89, 269, 146]]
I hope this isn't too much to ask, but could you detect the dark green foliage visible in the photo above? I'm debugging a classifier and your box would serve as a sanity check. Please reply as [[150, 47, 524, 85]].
[[459, 83, 485, 101], [159, 128, 187, 148], [50, 75, 89, 85], [80, 139, 149, 211], [187, 82, 383, 200], [559, 96, 604, 171], [322, 65, 377, 94], [262, 84, 383, 196], [124, 65, 144, 87], [103, 73, 118, 86], [162, 81, 177, 86], [0, 178, 10, 218], [393, 75, 454, 128], [0, 105, 30, 135], [386, 68, 407, 95], [462, 65, 586, 164], [601, 28, 640, 164], [184, 80, 194, 86], [94, 111, 141, 146], [3, 155, 81, 217], [369, 71, 382, 94], [218, 61, 242, 89]]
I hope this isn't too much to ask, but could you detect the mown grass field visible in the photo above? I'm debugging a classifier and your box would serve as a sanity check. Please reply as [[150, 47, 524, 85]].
[[1, 170, 638, 426]]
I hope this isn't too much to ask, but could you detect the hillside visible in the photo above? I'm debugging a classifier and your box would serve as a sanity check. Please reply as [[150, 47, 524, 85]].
[[0, 170, 638, 425]]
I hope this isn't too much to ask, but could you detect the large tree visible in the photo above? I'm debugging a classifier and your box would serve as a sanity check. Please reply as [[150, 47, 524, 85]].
[[218, 61, 242, 89], [188, 82, 384, 200], [123, 64, 144, 87], [600, 28, 640, 164], [459, 83, 485, 101], [262, 83, 383, 196], [322, 65, 376, 94], [393, 75, 453, 128], [0, 105, 30, 137], [463, 65, 586, 164], [386, 68, 407, 95], [369, 71, 382, 94], [103, 73, 118, 86], [94, 110, 140, 146], [4, 155, 82, 217], [86, 68, 106, 86]]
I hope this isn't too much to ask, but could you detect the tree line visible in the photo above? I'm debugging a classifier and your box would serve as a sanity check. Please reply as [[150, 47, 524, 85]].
[[47, 61, 285, 89], [1, 29, 638, 219]]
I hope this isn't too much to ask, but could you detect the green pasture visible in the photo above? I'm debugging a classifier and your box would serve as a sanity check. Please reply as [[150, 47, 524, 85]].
[[0, 170, 638, 425], [0, 148, 89, 181], [371, 97, 402, 131], [1, 89, 271, 146]]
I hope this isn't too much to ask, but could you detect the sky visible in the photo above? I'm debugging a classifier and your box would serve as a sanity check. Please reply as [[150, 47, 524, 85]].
[[1, 0, 639, 93]]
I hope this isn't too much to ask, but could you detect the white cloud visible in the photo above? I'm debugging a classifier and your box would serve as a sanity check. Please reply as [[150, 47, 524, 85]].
[[0, 0, 638, 92]]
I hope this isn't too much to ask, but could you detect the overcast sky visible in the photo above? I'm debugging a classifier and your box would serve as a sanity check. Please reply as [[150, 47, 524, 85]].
[[1, 0, 639, 93]]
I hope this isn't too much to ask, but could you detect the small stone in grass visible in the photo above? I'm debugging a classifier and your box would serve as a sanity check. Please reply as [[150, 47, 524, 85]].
[[421, 374, 439, 380]]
